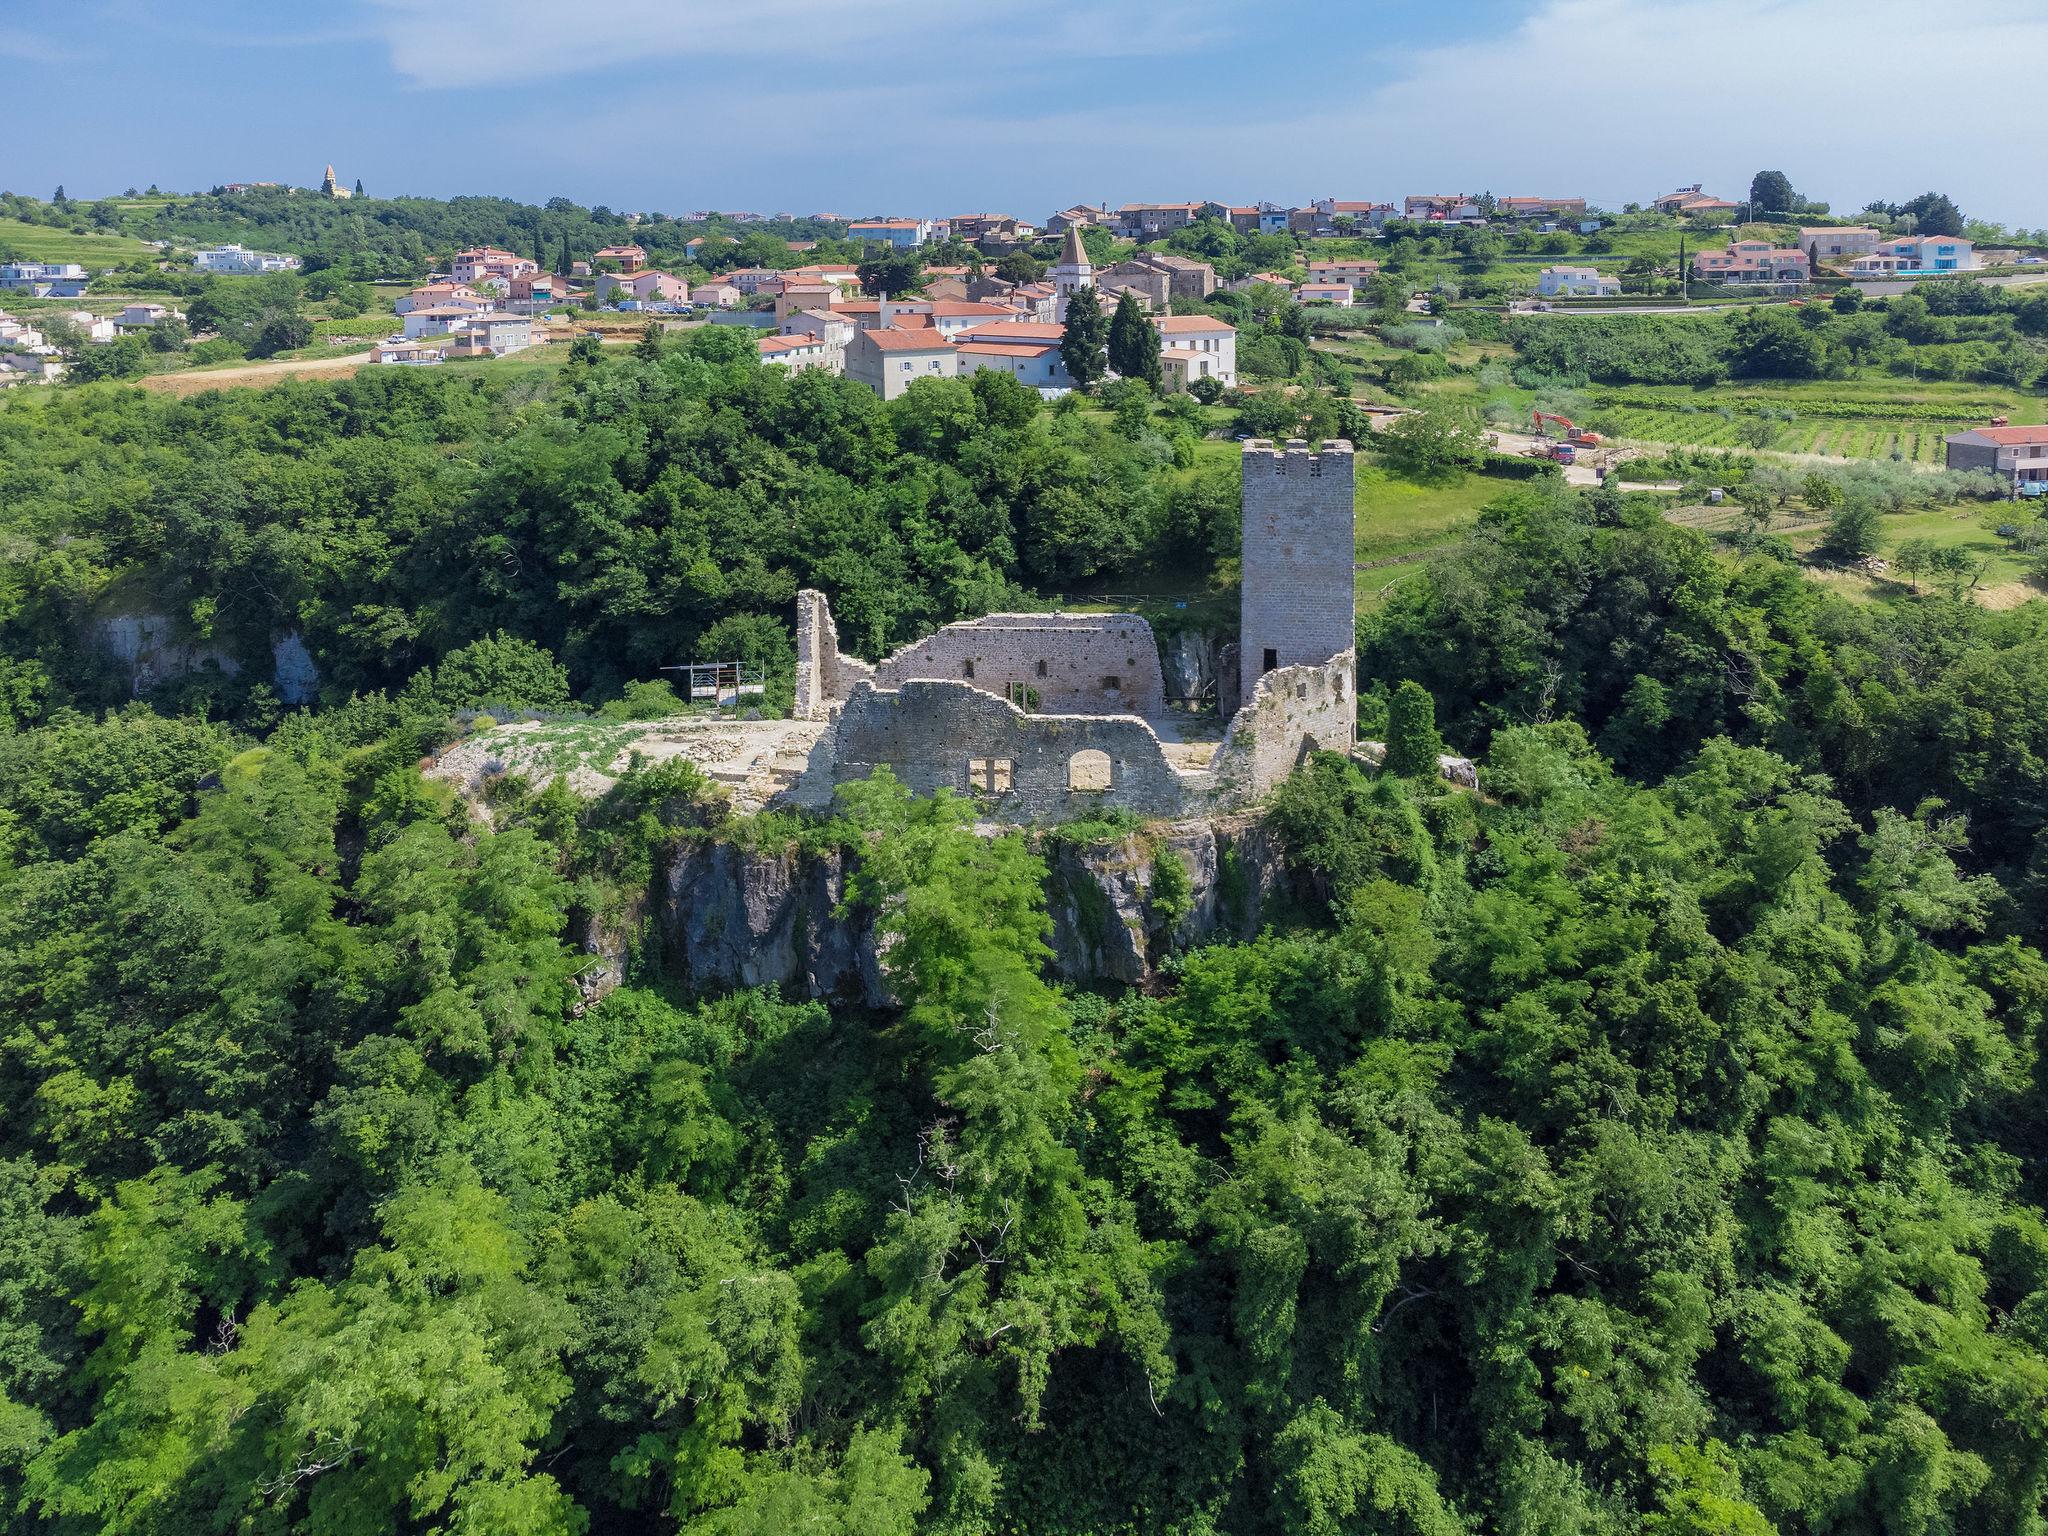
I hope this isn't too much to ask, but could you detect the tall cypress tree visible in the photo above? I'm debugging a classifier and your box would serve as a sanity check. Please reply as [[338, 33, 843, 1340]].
[[353, 177, 365, 198], [1107, 290, 1162, 390], [1060, 286, 1108, 392], [557, 233, 572, 277]]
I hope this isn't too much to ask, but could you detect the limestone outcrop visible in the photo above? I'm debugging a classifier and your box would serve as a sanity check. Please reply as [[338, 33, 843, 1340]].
[[644, 812, 1298, 1001]]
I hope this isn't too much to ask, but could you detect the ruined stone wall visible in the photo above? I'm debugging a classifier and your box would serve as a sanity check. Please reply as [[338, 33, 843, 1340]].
[[793, 588, 874, 720], [826, 679, 1210, 822], [1209, 650, 1356, 799], [869, 612, 1166, 716], [1238, 439, 1356, 709]]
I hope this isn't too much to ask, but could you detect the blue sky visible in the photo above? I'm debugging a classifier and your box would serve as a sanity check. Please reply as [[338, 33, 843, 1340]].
[[11, 0, 2046, 227]]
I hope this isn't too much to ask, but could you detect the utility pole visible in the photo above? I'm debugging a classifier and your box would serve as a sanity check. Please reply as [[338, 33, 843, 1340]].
[[1680, 228, 1688, 304]]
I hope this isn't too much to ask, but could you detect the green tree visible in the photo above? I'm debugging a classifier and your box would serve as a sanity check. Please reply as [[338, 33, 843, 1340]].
[[1748, 170, 1795, 215], [1060, 287, 1108, 391], [856, 254, 920, 298], [1824, 497, 1883, 560], [1379, 399, 1486, 480], [1899, 191, 1967, 237], [1385, 681, 1444, 775], [1107, 290, 1162, 389]]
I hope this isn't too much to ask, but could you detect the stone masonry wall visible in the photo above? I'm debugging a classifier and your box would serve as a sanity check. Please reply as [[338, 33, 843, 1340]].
[[823, 679, 1209, 822], [794, 588, 874, 720], [1209, 649, 1357, 798], [1238, 439, 1356, 709], [869, 612, 1167, 716]]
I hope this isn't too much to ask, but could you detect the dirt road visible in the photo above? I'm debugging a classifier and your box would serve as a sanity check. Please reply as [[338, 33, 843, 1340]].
[[141, 350, 378, 394]]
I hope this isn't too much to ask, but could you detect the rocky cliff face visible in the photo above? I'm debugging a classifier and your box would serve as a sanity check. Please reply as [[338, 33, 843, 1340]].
[[639, 812, 1298, 1004]]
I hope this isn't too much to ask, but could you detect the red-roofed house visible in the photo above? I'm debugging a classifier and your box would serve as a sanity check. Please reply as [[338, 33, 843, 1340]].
[[1944, 423, 2048, 484], [397, 282, 485, 315], [846, 324, 958, 397], [1150, 315, 1236, 388], [1692, 241, 1809, 286], [451, 246, 539, 284], [1654, 184, 1739, 218], [598, 270, 690, 304], [758, 332, 834, 372], [593, 244, 647, 272], [955, 335, 1072, 393], [1404, 194, 1482, 222]]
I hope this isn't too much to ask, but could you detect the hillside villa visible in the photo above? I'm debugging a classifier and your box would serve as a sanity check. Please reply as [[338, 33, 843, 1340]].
[[1847, 235, 1977, 277], [1692, 240, 1810, 286], [847, 218, 931, 248], [1654, 184, 1740, 217], [193, 243, 301, 274], [1799, 227, 1882, 266], [1536, 265, 1621, 297]]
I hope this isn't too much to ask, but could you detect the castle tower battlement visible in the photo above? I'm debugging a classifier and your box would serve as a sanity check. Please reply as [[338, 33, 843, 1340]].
[[1238, 438, 1356, 712]]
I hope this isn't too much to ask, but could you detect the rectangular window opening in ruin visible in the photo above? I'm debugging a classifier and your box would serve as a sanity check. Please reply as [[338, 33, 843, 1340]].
[[1102, 675, 1120, 692], [967, 757, 1014, 794], [1263, 648, 1278, 673], [1035, 659, 1047, 677], [962, 660, 975, 679]]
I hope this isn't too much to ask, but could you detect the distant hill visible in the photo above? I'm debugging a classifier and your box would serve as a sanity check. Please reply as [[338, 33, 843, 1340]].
[[0, 189, 853, 281]]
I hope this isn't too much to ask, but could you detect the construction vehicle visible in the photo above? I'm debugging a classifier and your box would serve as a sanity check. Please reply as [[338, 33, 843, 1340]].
[[1532, 409, 1602, 448]]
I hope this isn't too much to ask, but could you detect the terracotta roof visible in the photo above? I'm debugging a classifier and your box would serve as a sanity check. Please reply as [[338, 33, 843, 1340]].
[[957, 341, 1057, 356], [924, 301, 1015, 317], [1152, 315, 1235, 334], [758, 334, 821, 353], [1954, 425, 2048, 445], [860, 327, 954, 352], [958, 323, 1064, 342]]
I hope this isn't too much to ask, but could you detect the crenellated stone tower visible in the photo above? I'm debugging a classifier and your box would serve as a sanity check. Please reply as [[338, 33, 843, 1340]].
[[1238, 437, 1356, 711]]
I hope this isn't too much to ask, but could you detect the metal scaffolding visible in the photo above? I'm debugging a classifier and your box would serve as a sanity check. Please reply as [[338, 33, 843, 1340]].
[[663, 661, 767, 709]]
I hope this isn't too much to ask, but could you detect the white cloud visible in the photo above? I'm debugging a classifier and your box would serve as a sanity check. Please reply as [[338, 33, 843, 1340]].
[[1270, 0, 2048, 225], [393, 0, 2048, 227], [363, 0, 1226, 87]]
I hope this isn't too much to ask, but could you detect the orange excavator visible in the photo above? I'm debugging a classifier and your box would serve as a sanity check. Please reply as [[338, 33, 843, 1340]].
[[1529, 409, 1601, 464], [1533, 410, 1602, 447]]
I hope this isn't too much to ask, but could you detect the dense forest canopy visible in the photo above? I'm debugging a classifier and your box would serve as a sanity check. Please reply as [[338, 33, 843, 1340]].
[[2, 343, 2048, 1534]]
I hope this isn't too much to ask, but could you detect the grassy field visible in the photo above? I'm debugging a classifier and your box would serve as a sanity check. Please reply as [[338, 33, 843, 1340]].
[[1354, 467, 1504, 606], [0, 218, 157, 266], [1581, 379, 2038, 462]]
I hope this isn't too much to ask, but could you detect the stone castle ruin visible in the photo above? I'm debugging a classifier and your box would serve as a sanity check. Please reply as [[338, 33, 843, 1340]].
[[789, 439, 1357, 821]]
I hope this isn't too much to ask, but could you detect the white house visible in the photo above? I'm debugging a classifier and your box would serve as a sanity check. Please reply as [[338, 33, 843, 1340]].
[[758, 332, 834, 371], [60, 310, 116, 342], [115, 303, 184, 331], [0, 262, 88, 297], [1296, 282, 1354, 306], [402, 305, 481, 340], [1536, 265, 1621, 298], [1151, 315, 1236, 389], [371, 338, 446, 366], [193, 244, 301, 274], [954, 329, 1072, 395]]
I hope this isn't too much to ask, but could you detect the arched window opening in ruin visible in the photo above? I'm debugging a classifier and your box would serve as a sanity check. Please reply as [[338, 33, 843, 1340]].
[[1068, 749, 1113, 792]]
